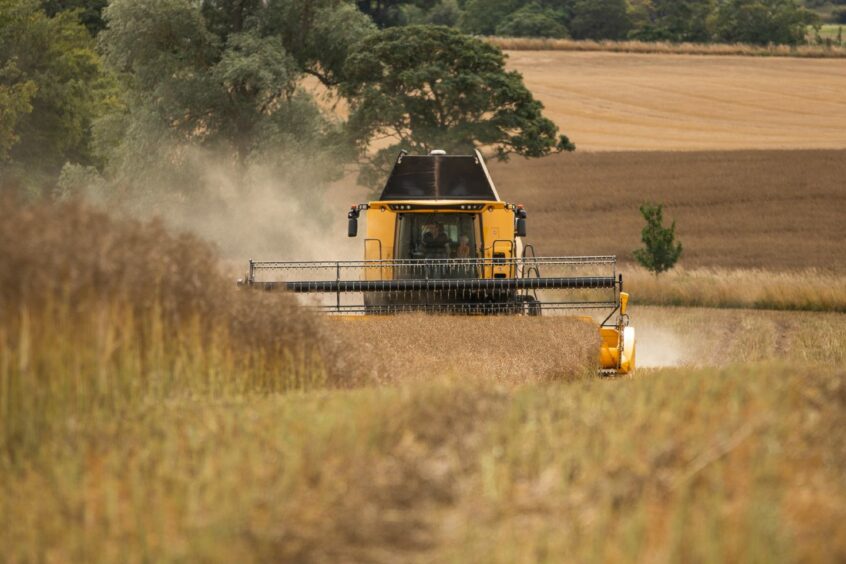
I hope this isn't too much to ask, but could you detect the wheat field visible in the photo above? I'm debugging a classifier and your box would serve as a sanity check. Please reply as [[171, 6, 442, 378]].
[[505, 51, 846, 152], [2, 199, 846, 562]]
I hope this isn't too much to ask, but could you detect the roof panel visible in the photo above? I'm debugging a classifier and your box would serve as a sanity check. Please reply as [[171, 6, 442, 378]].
[[379, 155, 498, 201]]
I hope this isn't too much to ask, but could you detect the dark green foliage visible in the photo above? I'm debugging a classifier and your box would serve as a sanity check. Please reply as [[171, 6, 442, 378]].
[[633, 203, 683, 275], [714, 0, 817, 45], [342, 25, 573, 187], [0, 62, 35, 161], [496, 3, 569, 37], [424, 0, 462, 26], [0, 0, 108, 192], [628, 0, 714, 42], [42, 0, 107, 35], [569, 0, 631, 40], [356, 0, 437, 27], [461, 0, 524, 34]]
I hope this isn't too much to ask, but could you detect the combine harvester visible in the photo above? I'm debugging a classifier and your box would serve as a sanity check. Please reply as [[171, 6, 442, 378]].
[[242, 150, 635, 374]]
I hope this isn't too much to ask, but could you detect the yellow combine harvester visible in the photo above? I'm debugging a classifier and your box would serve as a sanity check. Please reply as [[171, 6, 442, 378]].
[[243, 150, 635, 374]]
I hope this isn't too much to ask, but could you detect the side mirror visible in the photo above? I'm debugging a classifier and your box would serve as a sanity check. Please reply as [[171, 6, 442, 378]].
[[516, 217, 527, 237], [348, 216, 358, 237]]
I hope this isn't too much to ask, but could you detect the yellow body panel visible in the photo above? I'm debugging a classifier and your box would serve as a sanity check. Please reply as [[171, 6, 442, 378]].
[[365, 200, 519, 278]]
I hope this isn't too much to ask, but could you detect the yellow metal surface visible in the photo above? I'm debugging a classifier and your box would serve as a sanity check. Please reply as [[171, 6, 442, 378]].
[[365, 200, 521, 272], [598, 325, 636, 374]]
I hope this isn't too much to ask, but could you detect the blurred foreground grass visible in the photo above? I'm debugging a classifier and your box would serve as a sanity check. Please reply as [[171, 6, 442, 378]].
[[2, 364, 844, 562]]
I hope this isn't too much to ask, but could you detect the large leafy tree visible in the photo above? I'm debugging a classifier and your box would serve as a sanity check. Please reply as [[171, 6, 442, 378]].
[[342, 25, 574, 187], [98, 0, 373, 193], [0, 0, 107, 190]]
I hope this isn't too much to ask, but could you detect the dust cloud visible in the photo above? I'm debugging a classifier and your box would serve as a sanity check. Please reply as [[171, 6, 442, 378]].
[[634, 324, 686, 368], [101, 150, 369, 275]]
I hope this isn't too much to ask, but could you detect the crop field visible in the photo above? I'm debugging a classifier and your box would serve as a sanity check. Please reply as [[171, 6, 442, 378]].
[[489, 150, 846, 273], [505, 51, 846, 152], [3, 194, 846, 562]]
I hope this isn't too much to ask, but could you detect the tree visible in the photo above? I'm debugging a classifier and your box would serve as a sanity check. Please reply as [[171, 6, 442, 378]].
[[461, 0, 523, 34], [424, 0, 462, 27], [0, 61, 36, 161], [633, 203, 682, 275], [569, 0, 631, 40], [98, 0, 371, 193], [496, 3, 569, 37], [628, 0, 714, 42], [342, 25, 574, 187], [714, 0, 817, 45], [0, 0, 108, 191]]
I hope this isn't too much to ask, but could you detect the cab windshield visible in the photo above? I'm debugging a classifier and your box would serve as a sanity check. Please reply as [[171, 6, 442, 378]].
[[394, 213, 480, 279]]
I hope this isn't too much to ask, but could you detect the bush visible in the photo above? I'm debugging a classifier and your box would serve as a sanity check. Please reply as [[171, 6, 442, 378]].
[[495, 3, 569, 38], [633, 202, 683, 275]]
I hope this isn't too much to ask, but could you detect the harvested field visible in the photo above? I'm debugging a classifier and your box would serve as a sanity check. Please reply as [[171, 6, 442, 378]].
[[505, 51, 846, 151], [489, 149, 846, 272]]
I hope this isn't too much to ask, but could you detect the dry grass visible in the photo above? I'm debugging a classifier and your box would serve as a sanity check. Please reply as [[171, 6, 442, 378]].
[[490, 150, 846, 272], [627, 267, 846, 312], [0, 199, 336, 459], [490, 36, 846, 58], [3, 362, 844, 562], [502, 51, 846, 151]]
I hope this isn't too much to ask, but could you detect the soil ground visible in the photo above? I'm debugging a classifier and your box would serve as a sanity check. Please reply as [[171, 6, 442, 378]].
[[488, 149, 846, 271]]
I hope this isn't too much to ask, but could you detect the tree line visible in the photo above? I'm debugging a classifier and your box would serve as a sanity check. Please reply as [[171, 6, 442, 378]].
[[358, 0, 820, 45], [1, 0, 574, 199]]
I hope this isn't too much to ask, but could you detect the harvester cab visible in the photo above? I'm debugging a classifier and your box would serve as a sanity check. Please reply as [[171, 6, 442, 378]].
[[242, 150, 635, 375]]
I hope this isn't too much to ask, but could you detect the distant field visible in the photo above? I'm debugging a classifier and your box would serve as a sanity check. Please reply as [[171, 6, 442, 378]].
[[489, 149, 846, 272], [505, 50, 846, 151]]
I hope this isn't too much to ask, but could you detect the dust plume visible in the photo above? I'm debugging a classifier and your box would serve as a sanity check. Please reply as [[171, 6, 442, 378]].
[[68, 145, 369, 271], [154, 157, 363, 266], [633, 323, 686, 368]]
